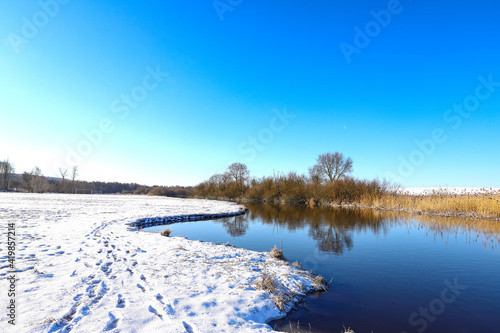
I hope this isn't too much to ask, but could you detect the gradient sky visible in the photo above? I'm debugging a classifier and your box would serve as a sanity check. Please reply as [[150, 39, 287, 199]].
[[1, 0, 499, 187]]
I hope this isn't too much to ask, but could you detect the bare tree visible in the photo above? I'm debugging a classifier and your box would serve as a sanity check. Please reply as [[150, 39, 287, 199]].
[[71, 165, 79, 182], [57, 167, 69, 193], [0, 159, 15, 190], [314, 152, 353, 182], [226, 163, 249, 195], [272, 170, 285, 198], [59, 167, 68, 181], [308, 164, 324, 184]]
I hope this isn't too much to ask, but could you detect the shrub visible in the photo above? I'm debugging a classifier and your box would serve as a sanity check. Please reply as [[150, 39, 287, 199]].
[[160, 228, 172, 237]]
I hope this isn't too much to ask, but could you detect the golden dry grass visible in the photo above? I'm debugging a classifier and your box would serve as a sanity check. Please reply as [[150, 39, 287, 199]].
[[270, 245, 285, 260], [160, 228, 172, 237], [359, 191, 500, 221]]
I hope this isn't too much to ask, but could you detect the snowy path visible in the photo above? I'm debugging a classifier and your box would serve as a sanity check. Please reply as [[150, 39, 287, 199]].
[[0, 194, 319, 333]]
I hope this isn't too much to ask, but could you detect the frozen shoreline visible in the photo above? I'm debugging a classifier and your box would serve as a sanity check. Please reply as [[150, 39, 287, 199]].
[[0, 193, 322, 332]]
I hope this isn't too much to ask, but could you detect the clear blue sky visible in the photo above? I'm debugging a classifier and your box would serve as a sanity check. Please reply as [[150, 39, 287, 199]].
[[1, 0, 499, 187]]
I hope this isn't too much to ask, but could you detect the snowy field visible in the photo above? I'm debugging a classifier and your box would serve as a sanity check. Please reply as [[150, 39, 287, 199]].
[[0, 193, 321, 333], [397, 187, 500, 195]]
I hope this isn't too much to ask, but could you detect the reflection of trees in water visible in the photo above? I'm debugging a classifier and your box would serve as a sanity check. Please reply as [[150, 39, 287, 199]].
[[243, 202, 391, 254], [308, 225, 353, 254], [399, 214, 500, 250], [241, 202, 500, 252], [217, 215, 249, 237]]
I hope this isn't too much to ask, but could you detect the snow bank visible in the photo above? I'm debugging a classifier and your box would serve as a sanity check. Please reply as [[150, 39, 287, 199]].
[[0, 193, 321, 333]]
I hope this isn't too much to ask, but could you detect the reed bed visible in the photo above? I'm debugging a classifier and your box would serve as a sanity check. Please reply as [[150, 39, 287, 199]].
[[359, 189, 500, 221]]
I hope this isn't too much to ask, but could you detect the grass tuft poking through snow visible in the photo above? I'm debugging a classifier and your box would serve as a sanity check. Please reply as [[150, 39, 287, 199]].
[[312, 275, 328, 291], [270, 245, 286, 260], [256, 269, 278, 294], [160, 228, 172, 237]]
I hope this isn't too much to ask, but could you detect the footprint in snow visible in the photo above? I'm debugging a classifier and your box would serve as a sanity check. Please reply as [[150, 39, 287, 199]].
[[81, 305, 91, 316], [116, 295, 126, 308], [103, 312, 119, 331], [183, 321, 194, 333], [137, 284, 145, 292], [148, 305, 162, 319], [101, 262, 112, 274]]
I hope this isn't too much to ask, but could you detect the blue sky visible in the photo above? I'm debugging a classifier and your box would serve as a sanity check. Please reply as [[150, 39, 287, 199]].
[[1, 0, 499, 187]]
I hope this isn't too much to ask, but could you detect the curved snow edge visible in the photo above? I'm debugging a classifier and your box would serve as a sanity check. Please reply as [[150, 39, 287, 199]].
[[128, 205, 248, 230]]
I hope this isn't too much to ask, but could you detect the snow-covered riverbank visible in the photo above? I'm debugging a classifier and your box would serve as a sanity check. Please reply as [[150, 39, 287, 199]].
[[0, 193, 322, 332]]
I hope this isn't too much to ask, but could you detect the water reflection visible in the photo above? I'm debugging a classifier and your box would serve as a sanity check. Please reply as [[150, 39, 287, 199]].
[[308, 225, 353, 254], [224, 203, 500, 252], [403, 213, 500, 250], [146, 202, 500, 253], [219, 215, 249, 237]]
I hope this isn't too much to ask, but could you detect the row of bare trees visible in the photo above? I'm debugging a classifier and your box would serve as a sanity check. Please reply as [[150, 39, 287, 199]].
[[195, 152, 390, 205], [1, 160, 62, 193], [0, 159, 191, 196]]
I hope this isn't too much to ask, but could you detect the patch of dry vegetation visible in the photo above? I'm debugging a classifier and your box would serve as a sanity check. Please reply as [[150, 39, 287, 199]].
[[361, 189, 500, 220], [311, 275, 328, 291], [256, 270, 277, 294], [270, 245, 285, 260], [160, 228, 172, 237], [256, 270, 294, 312]]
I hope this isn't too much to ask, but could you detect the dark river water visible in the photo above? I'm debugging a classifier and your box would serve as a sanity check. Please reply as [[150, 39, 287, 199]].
[[143, 203, 500, 333]]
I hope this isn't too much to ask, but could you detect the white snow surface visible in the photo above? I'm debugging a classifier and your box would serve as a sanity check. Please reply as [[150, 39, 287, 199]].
[[396, 187, 500, 195], [0, 193, 319, 333]]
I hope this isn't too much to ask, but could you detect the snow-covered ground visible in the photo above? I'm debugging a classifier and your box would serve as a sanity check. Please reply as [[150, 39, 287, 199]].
[[396, 187, 500, 195], [0, 193, 320, 332]]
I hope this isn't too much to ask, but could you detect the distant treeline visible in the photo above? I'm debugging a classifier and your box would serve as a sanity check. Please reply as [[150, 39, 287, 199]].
[[0, 160, 192, 197], [194, 152, 395, 206]]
